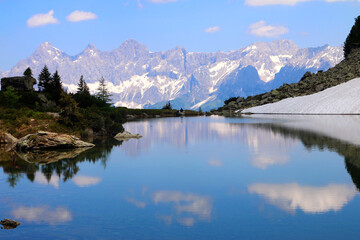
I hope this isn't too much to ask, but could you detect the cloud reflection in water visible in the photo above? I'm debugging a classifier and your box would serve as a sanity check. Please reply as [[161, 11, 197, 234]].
[[35, 172, 60, 189], [72, 175, 101, 187], [248, 183, 357, 213], [12, 205, 73, 225], [152, 191, 212, 226]]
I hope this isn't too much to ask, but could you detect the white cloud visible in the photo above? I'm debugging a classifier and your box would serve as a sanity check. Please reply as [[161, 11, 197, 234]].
[[249, 183, 357, 213], [12, 206, 72, 225], [248, 20, 289, 38], [146, 0, 178, 3], [245, 0, 358, 6], [205, 26, 221, 33], [66, 10, 98, 22], [72, 175, 101, 187], [27, 10, 59, 27]]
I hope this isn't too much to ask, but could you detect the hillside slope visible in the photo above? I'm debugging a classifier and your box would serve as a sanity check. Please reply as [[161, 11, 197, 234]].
[[218, 48, 360, 114]]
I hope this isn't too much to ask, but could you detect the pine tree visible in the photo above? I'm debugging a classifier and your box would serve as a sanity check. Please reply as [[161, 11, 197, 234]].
[[96, 76, 111, 103], [77, 75, 90, 95], [23, 67, 33, 77], [162, 101, 172, 110], [38, 65, 52, 92], [51, 70, 63, 103], [344, 16, 360, 59]]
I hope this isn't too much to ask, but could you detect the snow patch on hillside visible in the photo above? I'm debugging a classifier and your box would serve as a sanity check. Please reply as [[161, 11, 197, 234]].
[[242, 78, 360, 114]]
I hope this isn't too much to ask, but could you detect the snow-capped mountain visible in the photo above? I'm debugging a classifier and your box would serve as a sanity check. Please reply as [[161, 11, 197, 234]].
[[1, 39, 343, 110]]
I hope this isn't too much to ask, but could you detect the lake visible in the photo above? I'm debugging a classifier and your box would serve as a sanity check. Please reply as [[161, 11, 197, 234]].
[[1, 115, 360, 239]]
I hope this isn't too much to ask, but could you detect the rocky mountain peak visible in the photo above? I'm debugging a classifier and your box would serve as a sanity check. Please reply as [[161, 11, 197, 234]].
[[114, 39, 149, 59], [85, 43, 97, 50], [2, 39, 343, 111], [80, 43, 100, 57], [34, 42, 63, 57]]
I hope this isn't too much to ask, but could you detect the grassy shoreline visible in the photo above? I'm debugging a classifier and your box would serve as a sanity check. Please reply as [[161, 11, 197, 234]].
[[0, 106, 203, 139]]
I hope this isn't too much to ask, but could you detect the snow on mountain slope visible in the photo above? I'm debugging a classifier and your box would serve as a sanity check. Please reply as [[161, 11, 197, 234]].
[[242, 78, 360, 114], [1, 39, 343, 110]]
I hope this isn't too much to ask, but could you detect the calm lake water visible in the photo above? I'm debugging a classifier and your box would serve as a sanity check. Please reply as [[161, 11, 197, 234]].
[[1, 115, 360, 239]]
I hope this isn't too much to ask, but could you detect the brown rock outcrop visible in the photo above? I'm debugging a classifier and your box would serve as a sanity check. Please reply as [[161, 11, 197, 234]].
[[16, 131, 94, 150]]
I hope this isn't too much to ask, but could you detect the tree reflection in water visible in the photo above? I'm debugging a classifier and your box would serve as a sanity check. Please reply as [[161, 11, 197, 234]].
[[248, 122, 360, 192], [0, 138, 122, 187]]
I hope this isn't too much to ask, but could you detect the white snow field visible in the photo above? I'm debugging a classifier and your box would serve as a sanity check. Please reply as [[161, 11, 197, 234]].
[[242, 78, 360, 114]]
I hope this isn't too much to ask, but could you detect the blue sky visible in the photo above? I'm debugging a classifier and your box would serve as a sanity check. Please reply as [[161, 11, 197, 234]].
[[0, 0, 359, 71]]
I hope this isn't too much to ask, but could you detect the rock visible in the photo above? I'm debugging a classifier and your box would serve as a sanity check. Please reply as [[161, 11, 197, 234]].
[[0, 219, 20, 229], [16, 131, 95, 150], [114, 131, 142, 140], [38, 94, 56, 110], [0, 133, 18, 145], [0, 133, 18, 151], [1, 76, 36, 91]]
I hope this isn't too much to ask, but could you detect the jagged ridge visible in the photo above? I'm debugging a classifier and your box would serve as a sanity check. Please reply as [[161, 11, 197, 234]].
[[1, 39, 343, 110]]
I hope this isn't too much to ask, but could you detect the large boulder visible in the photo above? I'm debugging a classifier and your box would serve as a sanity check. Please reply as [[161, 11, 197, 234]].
[[1, 76, 36, 91], [16, 131, 94, 150], [114, 131, 142, 140]]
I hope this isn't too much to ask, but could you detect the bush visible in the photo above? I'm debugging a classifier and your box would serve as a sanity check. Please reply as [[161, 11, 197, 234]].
[[0, 87, 20, 108], [224, 97, 238, 105]]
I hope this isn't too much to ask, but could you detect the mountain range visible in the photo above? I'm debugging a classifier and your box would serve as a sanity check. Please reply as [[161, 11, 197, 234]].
[[0, 39, 343, 110]]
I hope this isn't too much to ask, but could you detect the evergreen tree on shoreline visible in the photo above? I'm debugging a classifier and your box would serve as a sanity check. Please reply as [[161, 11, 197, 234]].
[[344, 16, 360, 59]]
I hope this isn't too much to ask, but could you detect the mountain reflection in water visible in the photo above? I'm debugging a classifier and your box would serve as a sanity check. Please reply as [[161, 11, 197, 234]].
[[2, 116, 360, 238]]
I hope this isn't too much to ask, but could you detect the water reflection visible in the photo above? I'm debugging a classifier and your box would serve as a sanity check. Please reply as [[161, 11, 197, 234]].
[[72, 175, 101, 187], [124, 118, 297, 169], [244, 119, 360, 192], [248, 183, 357, 213], [124, 189, 213, 227], [35, 172, 60, 189], [0, 139, 121, 188], [12, 206, 72, 225], [152, 191, 212, 221]]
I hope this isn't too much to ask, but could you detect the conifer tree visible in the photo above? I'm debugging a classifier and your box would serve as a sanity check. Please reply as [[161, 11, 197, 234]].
[[96, 76, 111, 103], [23, 67, 33, 77], [77, 75, 90, 95], [344, 16, 360, 59], [52, 70, 63, 103], [162, 101, 172, 110], [38, 65, 52, 92]]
